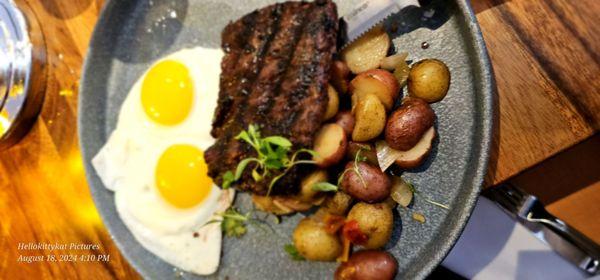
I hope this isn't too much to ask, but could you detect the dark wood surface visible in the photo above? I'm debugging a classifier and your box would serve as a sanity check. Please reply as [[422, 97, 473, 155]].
[[0, 0, 598, 278]]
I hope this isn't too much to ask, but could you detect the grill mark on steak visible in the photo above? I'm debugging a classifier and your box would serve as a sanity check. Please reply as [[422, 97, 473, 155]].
[[221, 4, 287, 181], [290, 2, 338, 145], [207, 4, 283, 172], [205, 0, 338, 195], [212, 5, 280, 138], [211, 12, 258, 138], [265, 0, 337, 148], [247, 2, 311, 124]]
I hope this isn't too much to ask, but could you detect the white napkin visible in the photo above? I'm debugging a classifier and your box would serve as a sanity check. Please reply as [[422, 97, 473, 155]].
[[442, 197, 595, 280]]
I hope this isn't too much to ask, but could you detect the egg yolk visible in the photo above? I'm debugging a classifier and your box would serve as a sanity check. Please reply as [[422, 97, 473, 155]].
[[141, 60, 193, 126], [155, 144, 212, 209]]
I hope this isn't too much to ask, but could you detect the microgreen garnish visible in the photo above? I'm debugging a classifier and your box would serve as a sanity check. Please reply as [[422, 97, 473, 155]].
[[337, 146, 369, 188], [221, 124, 317, 195], [204, 207, 272, 238], [219, 207, 251, 237], [311, 146, 371, 194], [311, 182, 339, 192], [284, 244, 305, 261]]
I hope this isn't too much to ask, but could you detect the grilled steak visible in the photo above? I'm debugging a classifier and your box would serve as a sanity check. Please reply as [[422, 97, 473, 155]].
[[205, 0, 338, 195]]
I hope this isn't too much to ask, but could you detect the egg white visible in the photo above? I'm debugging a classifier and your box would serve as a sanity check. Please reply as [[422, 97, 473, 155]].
[[116, 47, 221, 142], [92, 47, 232, 275]]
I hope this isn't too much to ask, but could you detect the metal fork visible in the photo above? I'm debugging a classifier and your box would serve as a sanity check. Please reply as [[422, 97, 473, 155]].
[[484, 183, 600, 275]]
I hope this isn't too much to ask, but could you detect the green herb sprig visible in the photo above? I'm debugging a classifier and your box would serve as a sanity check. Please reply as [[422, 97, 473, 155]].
[[284, 244, 305, 261], [310, 146, 371, 193], [222, 125, 317, 195], [204, 207, 272, 238], [404, 180, 449, 210]]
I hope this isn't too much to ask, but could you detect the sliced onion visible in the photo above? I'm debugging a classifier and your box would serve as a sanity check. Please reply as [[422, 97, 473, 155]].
[[380, 52, 409, 71], [393, 60, 410, 88], [375, 140, 403, 171], [390, 177, 413, 207]]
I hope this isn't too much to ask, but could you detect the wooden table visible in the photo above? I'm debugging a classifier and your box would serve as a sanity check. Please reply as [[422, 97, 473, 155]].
[[1, 0, 598, 278]]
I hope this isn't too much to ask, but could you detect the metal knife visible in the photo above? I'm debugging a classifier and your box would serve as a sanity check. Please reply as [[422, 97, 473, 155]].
[[341, 0, 421, 47]]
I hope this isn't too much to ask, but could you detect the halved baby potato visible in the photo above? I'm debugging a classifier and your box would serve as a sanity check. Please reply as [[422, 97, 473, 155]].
[[313, 123, 348, 167], [352, 93, 386, 142], [384, 97, 435, 151], [350, 69, 400, 111], [341, 26, 391, 74], [394, 126, 435, 169]]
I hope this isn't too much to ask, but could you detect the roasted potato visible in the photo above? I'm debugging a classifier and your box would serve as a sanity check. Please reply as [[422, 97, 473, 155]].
[[330, 60, 351, 94], [347, 203, 393, 249], [293, 217, 342, 261], [324, 85, 340, 120], [384, 97, 435, 151], [313, 124, 348, 167], [346, 142, 378, 166], [394, 126, 435, 169], [335, 250, 398, 280], [334, 111, 355, 136], [341, 27, 391, 74], [341, 162, 391, 203], [408, 59, 451, 103], [319, 191, 353, 216], [350, 69, 400, 111], [299, 170, 329, 204], [352, 93, 386, 142]]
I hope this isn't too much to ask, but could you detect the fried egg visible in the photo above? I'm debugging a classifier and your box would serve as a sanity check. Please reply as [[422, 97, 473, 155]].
[[92, 47, 232, 275]]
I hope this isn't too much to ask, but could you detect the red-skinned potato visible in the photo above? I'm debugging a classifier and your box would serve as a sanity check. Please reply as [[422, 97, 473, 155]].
[[340, 161, 391, 203], [313, 124, 348, 167], [385, 97, 435, 151], [395, 126, 435, 169], [335, 250, 398, 280], [334, 111, 355, 136], [330, 60, 351, 94], [350, 69, 400, 111]]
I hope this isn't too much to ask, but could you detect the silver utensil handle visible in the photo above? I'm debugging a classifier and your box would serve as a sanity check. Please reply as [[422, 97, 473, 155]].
[[533, 214, 600, 274]]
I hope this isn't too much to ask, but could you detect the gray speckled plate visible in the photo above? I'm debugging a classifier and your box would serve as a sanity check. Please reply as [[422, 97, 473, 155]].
[[78, 0, 494, 279]]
